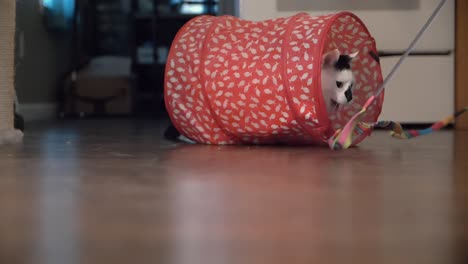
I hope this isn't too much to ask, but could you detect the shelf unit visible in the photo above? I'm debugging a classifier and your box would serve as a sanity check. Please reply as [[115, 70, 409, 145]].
[[130, 0, 218, 116], [93, 0, 131, 56]]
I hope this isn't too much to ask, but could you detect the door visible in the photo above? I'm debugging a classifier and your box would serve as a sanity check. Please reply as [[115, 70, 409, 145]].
[[456, 0, 468, 129]]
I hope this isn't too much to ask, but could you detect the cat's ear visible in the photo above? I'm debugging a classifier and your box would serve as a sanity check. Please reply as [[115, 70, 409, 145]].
[[322, 49, 340, 67], [349, 51, 359, 60]]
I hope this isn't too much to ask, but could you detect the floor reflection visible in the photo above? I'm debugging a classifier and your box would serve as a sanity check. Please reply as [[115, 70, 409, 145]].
[[454, 131, 468, 264], [35, 131, 81, 264], [0, 121, 466, 264], [160, 141, 456, 263]]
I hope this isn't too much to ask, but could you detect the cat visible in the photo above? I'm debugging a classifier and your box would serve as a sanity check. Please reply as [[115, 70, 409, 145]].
[[164, 49, 359, 143], [164, 122, 195, 144], [321, 49, 358, 113]]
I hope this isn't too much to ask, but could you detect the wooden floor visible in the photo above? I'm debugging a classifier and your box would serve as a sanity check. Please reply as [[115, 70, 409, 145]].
[[0, 119, 467, 264]]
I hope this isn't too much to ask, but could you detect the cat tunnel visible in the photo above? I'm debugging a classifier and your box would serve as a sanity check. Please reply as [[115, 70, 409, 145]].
[[165, 12, 384, 145], [0, 0, 23, 145]]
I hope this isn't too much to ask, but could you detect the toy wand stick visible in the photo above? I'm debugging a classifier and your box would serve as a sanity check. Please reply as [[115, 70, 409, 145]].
[[329, 0, 451, 150]]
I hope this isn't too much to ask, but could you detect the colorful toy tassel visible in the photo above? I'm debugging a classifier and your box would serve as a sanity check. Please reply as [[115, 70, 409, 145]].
[[329, 107, 468, 150]]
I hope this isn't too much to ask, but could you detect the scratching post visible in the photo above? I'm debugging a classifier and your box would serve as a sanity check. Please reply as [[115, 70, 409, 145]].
[[0, 0, 23, 145]]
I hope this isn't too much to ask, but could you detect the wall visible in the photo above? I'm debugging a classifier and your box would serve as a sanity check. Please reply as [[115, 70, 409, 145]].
[[239, 0, 454, 51], [15, 0, 73, 105], [219, 0, 239, 16]]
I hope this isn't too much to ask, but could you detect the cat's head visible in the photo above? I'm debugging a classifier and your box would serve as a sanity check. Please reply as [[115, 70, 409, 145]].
[[321, 49, 358, 113]]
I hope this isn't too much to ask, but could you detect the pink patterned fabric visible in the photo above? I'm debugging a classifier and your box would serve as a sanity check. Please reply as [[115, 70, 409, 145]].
[[165, 12, 384, 145]]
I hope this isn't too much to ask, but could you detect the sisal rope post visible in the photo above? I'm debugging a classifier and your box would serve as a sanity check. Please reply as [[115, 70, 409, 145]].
[[0, 0, 23, 144]]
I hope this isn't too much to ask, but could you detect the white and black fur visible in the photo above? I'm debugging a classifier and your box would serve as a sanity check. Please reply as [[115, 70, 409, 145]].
[[321, 49, 358, 113]]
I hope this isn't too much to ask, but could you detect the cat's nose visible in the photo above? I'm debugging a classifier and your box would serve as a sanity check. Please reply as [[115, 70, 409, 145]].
[[345, 88, 353, 102]]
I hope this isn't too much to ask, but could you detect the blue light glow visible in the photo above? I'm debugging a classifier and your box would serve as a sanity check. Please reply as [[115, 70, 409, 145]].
[[42, 0, 75, 30], [42, 0, 75, 18], [42, 0, 54, 9]]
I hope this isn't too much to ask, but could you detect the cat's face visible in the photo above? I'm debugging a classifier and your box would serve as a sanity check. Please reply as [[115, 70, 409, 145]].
[[321, 49, 358, 114]]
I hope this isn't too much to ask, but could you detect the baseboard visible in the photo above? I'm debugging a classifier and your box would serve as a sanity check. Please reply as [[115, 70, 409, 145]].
[[18, 103, 57, 121]]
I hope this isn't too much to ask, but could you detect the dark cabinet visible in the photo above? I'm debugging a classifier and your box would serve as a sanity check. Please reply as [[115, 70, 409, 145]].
[[130, 0, 218, 116], [94, 0, 131, 56]]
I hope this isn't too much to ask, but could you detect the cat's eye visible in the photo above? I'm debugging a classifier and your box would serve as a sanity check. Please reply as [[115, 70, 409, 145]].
[[336, 81, 344, 88]]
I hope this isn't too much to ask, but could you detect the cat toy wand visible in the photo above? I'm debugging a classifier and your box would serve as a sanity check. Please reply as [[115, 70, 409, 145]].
[[328, 0, 468, 150]]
